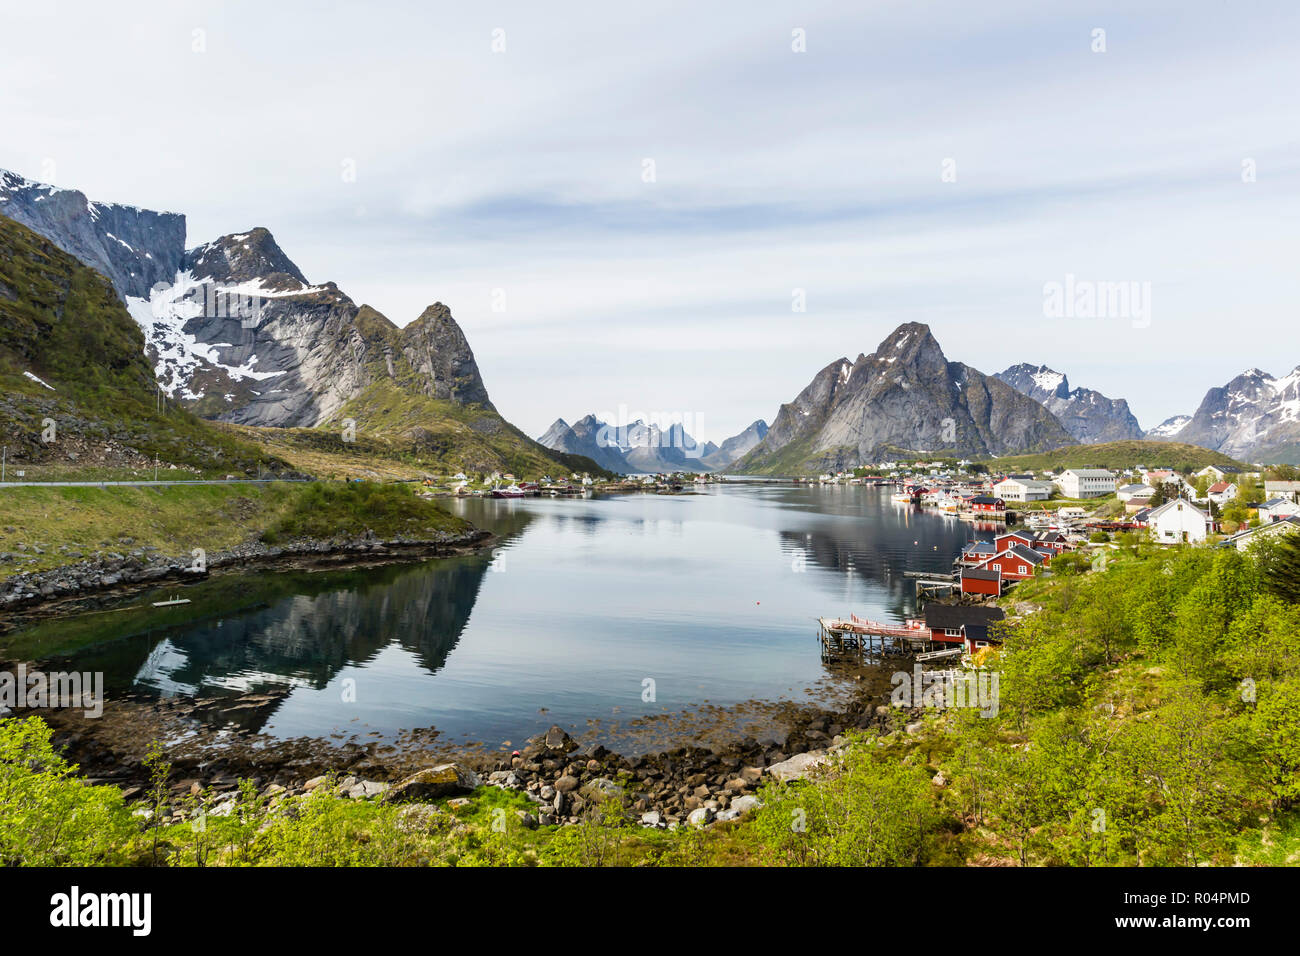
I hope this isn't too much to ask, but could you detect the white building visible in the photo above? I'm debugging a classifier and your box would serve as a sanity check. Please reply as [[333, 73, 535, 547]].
[[1205, 481, 1238, 506], [1116, 483, 1156, 502], [1264, 480, 1300, 502], [1196, 465, 1241, 482], [1259, 497, 1300, 523], [1148, 498, 1210, 545], [1055, 469, 1116, 499], [1223, 516, 1300, 552], [993, 477, 1054, 502]]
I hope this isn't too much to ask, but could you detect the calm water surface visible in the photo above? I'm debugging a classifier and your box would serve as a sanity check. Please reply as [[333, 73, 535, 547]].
[[10, 484, 986, 747]]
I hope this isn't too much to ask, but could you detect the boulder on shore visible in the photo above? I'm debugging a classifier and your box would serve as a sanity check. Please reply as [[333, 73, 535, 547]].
[[765, 751, 829, 783], [383, 764, 481, 802]]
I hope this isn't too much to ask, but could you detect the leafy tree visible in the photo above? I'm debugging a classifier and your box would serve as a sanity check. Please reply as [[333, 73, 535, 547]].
[[1263, 530, 1300, 604]]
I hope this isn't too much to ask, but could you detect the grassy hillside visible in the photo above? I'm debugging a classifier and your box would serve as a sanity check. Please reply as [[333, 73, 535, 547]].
[[978, 440, 1250, 474], [0, 215, 290, 478], [0, 482, 470, 582], [316, 379, 615, 479]]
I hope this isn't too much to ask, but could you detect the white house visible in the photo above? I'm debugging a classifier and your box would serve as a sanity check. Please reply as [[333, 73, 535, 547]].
[[1205, 481, 1238, 506], [993, 477, 1054, 502], [1222, 516, 1300, 553], [1259, 496, 1300, 523], [1148, 498, 1210, 545], [1116, 483, 1156, 502], [1264, 480, 1300, 502], [1055, 469, 1116, 499], [1196, 465, 1241, 482]]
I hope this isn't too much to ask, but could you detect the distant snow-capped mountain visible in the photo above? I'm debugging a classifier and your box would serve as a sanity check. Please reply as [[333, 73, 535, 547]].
[[1145, 415, 1193, 440], [538, 416, 765, 473], [1164, 367, 1300, 462], [994, 363, 1144, 444]]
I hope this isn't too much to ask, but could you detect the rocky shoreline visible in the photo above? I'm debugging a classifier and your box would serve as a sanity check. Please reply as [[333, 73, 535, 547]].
[[0, 527, 494, 628], [21, 663, 913, 832]]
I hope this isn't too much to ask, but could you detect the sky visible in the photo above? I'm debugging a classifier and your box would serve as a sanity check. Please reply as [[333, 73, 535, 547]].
[[2, 0, 1298, 444]]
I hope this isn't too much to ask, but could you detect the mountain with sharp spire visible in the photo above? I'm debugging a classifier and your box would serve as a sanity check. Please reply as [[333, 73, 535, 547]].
[[732, 323, 1074, 473]]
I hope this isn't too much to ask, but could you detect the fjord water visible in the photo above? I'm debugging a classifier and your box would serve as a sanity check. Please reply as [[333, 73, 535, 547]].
[[20, 484, 977, 749]]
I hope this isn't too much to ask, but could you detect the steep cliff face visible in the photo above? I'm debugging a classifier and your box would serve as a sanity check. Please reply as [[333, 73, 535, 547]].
[[702, 420, 768, 469], [995, 363, 1144, 444], [0, 169, 186, 300], [734, 323, 1074, 473], [123, 242, 372, 427]]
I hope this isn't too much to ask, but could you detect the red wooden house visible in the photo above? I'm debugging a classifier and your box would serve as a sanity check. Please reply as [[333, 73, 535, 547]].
[[994, 530, 1034, 552], [961, 567, 1002, 596], [979, 543, 1044, 580]]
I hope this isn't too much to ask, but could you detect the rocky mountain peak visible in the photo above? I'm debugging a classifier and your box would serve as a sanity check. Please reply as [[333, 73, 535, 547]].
[[995, 362, 1143, 444], [997, 363, 1071, 400], [398, 303, 493, 409], [1173, 365, 1300, 460], [869, 322, 947, 372], [734, 324, 1074, 472], [184, 227, 309, 292]]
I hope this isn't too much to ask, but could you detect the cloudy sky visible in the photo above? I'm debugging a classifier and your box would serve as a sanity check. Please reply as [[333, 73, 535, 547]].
[[3, 0, 1298, 443]]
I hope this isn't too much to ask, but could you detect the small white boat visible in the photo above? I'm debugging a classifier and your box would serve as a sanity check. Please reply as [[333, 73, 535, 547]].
[[152, 595, 191, 607]]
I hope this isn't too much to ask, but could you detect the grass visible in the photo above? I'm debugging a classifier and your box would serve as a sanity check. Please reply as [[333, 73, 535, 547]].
[[259, 481, 470, 544], [978, 440, 1250, 474], [0, 482, 469, 582]]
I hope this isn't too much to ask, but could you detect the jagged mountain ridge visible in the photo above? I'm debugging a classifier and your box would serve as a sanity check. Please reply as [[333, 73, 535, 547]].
[[0, 167, 600, 476], [733, 323, 1076, 473], [994, 363, 1144, 443], [0, 169, 185, 299], [1158, 367, 1300, 463]]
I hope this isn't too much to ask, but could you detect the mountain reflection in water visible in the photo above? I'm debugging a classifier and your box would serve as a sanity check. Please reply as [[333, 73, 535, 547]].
[[14, 485, 980, 746]]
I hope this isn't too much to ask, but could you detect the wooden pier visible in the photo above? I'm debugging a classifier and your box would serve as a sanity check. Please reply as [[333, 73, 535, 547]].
[[817, 615, 935, 662]]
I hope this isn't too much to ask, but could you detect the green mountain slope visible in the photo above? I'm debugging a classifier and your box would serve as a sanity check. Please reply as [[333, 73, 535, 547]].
[[0, 214, 289, 477], [975, 440, 1251, 473]]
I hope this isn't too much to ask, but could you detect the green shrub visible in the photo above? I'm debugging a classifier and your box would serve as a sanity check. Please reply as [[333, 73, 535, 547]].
[[0, 717, 135, 865]]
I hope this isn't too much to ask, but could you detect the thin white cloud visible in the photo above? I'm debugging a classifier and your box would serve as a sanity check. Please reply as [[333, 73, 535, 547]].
[[1, 0, 1297, 442]]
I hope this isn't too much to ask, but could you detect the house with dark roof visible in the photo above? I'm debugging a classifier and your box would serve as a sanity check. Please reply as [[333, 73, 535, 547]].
[[960, 567, 1002, 596], [924, 604, 1007, 650], [979, 542, 1045, 580], [958, 540, 999, 566], [1259, 497, 1300, 523], [1220, 515, 1300, 552]]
